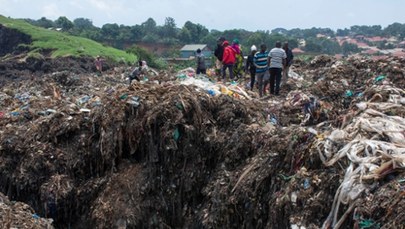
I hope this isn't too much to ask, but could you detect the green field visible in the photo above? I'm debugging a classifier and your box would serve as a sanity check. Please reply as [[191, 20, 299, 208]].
[[0, 15, 136, 63]]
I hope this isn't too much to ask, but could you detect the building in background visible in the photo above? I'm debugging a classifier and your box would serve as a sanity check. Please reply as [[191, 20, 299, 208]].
[[180, 44, 211, 58]]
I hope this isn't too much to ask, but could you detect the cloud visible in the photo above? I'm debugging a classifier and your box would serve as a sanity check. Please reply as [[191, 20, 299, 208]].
[[69, 0, 86, 10], [0, 0, 11, 13], [42, 3, 63, 19], [87, 0, 110, 11], [86, 0, 130, 19]]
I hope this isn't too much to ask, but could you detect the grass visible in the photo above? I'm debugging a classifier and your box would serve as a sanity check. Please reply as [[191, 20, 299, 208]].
[[0, 15, 137, 63]]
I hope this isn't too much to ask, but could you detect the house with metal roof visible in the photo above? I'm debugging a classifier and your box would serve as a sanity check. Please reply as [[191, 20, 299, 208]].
[[180, 44, 212, 58]]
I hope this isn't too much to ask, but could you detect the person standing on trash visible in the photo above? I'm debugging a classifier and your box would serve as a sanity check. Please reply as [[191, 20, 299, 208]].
[[94, 55, 103, 75], [253, 44, 269, 97], [282, 42, 294, 86], [268, 41, 286, 95], [195, 48, 206, 75], [245, 45, 257, 91], [214, 37, 226, 77], [231, 39, 244, 80], [221, 40, 236, 82]]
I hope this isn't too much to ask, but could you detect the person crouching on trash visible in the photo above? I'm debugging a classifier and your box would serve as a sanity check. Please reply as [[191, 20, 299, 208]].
[[129, 60, 143, 84]]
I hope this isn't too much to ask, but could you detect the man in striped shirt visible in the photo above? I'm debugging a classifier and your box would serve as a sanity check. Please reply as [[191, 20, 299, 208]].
[[268, 41, 287, 95], [253, 44, 268, 97]]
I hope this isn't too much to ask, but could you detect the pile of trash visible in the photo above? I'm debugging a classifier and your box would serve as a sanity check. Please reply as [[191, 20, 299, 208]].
[[0, 192, 54, 228], [0, 54, 404, 228]]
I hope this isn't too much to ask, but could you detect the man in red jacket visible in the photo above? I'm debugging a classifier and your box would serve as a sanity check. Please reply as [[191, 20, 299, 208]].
[[221, 40, 236, 82]]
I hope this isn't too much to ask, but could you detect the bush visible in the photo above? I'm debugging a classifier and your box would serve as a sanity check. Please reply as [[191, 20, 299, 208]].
[[126, 45, 166, 69]]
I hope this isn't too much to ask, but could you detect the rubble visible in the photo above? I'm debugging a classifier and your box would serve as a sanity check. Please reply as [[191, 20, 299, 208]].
[[0, 54, 404, 228]]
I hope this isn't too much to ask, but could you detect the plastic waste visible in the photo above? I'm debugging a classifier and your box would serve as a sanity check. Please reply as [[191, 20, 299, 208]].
[[291, 191, 298, 204], [14, 92, 30, 103], [91, 100, 102, 107], [77, 95, 91, 105], [119, 93, 128, 100], [345, 90, 353, 97], [80, 108, 91, 113], [341, 79, 349, 87], [175, 102, 184, 110], [10, 111, 20, 117], [127, 96, 140, 108], [303, 178, 310, 189], [173, 127, 181, 141], [177, 74, 187, 80], [267, 113, 278, 125], [374, 75, 385, 82], [220, 86, 233, 96], [105, 88, 115, 94], [359, 219, 380, 229], [45, 109, 57, 115], [356, 102, 368, 110], [207, 89, 216, 96]]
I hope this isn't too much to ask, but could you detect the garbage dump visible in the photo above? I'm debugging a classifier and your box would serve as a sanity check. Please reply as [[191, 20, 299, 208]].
[[0, 55, 404, 228], [0, 192, 54, 228]]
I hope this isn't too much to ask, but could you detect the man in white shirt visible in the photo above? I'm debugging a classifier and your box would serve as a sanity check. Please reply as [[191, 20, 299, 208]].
[[268, 41, 286, 95]]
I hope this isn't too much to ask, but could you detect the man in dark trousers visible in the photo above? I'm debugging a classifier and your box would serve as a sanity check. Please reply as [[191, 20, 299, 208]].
[[214, 37, 225, 77], [245, 45, 257, 90], [282, 42, 294, 86], [268, 41, 286, 95], [196, 48, 206, 74]]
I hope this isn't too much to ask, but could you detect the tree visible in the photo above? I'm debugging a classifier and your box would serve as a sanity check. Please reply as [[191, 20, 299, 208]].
[[163, 17, 177, 38], [342, 41, 359, 55], [141, 18, 157, 34], [55, 16, 74, 31], [304, 38, 322, 53], [337, 28, 350, 36], [101, 23, 120, 45], [246, 33, 265, 48], [179, 28, 192, 43], [383, 22, 405, 38], [73, 18, 94, 30], [35, 17, 54, 28], [130, 25, 144, 42], [319, 38, 341, 54], [266, 33, 287, 48], [117, 25, 133, 48], [272, 28, 288, 35], [350, 25, 382, 36], [183, 21, 209, 43]]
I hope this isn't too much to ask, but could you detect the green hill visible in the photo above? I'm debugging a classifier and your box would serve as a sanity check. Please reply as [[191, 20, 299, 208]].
[[0, 15, 136, 63]]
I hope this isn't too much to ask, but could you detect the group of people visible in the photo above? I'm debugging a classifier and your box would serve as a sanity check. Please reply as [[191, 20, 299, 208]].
[[247, 41, 293, 97], [213, 37, 245, 81], [213, 37, 294, 97]]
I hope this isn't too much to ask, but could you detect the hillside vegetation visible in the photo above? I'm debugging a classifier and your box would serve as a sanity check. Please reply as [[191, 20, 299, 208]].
[[0, 15, 136, 63]]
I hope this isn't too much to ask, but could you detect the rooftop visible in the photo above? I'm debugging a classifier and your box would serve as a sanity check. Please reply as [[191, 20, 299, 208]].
[[180, 44, 208, 51]]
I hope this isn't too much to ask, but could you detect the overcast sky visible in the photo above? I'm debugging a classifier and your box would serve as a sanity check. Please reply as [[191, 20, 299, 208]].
[[1, 0, 404, 31]]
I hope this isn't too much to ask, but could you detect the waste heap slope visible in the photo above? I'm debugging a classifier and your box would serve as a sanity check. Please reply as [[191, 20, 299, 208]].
[[0, 54, 404, 228]]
